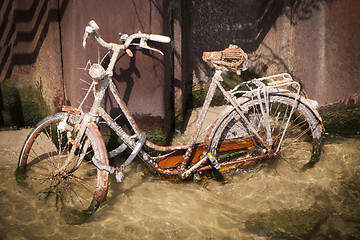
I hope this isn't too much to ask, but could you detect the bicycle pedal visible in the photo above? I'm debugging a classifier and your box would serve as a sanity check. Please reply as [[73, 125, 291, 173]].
[[207, 153, 220, 170], [115, 171, 124, 182]]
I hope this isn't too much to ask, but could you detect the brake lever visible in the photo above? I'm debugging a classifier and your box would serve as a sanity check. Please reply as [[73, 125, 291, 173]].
[[145, 46, 164, 56], [130, 38, 164, 55]]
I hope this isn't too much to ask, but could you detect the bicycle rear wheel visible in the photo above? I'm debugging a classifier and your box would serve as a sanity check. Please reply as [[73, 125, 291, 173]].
[[210, 94, 322, 173], [16, 113, 109, 216]]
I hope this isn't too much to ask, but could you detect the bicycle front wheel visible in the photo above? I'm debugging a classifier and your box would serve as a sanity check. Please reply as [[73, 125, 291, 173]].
[[210, 94, 322, 173], [16, 113, 109, 216]]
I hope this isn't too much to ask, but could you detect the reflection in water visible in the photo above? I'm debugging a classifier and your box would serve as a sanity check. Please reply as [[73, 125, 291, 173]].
[[0, 134, 360, 239]]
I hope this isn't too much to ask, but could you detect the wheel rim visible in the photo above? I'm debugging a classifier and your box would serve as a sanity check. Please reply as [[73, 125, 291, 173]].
[[16, 114, 109, 216], [211, 95, 321, 173]]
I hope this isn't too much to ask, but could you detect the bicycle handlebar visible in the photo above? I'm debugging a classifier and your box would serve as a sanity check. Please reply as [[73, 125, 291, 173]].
[[83, 20, 170, 53], [122, 33, 170, 47], [149, 34, 171, 43]]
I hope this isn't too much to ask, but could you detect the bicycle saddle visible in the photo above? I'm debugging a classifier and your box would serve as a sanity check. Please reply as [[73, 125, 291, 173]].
[[202, 44, 248, 75]]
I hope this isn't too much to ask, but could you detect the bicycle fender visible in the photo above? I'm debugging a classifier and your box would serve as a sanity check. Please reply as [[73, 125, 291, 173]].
[[270, 90, 324, 128], [87, 122, 110, 199]]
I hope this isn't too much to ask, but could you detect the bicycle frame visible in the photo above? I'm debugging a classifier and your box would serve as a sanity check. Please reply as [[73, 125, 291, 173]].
[[16, 20, 324, 216], [67, 20, 318, 180], [76, 54, 271, 179]]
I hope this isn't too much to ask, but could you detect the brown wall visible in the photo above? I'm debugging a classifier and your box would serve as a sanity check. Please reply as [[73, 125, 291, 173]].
[[0, 0, 171, 130]]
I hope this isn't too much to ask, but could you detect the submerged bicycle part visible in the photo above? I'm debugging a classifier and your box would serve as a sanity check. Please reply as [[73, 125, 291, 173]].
[[89, 63, 106, 81], [92, 132, 146, 182], [57, 114, 74, 132], [207, 153, 220, 169], [53, 113, 94, 176], [256, 87, 273, 146], [207, 93, 322, 174], [16, 113, 109, 214], [226, 73, 317, 152], [80, 25, 323, 178]]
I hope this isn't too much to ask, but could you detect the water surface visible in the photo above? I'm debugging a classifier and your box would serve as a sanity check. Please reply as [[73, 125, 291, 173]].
[[0, 130, 359, 239]]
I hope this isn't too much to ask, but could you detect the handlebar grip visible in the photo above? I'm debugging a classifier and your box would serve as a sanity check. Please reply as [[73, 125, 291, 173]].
[[89, 20, 99, 31], [149, 34, 170, 43]]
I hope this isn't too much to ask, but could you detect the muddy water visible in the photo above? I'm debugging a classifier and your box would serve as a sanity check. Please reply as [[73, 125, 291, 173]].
[[1, 129, 360, 239]]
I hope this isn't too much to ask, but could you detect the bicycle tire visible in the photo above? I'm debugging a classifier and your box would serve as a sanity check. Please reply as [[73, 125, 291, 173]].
[[16, 113, 109, 216], [210, 94, 322, 173]]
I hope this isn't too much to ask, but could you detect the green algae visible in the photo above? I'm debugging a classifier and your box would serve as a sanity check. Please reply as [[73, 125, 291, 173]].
[[0, 79, 47, 128], [322, 109, 360, 136]]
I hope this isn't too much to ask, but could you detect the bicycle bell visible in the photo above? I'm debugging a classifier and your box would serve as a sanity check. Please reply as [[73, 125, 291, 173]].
[[89, 63, 106, 81]]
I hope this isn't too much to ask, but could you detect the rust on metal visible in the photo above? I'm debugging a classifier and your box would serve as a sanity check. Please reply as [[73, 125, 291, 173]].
[[215, 137, 256, 153], [85, 122, 110, 202], [202, 44, 248, 75], [58, 21, 322, 181], [62, 105, 81, 116], [157, 137, 257, 172], [157, 143, 206, 169], [198, 154, 265, 174]]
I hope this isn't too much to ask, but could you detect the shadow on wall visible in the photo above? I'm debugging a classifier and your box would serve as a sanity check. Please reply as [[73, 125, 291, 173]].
[[0, 0, 70, 128], [184, 0, 334, 76], [0, 0, 69, 80]]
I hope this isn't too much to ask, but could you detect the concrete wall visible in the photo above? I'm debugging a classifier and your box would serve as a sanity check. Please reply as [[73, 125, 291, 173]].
[[181, 0, 360, 110], [289, 0, 360, 106]]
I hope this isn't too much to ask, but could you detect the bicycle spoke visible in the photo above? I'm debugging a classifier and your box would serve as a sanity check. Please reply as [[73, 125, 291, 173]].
[[17, 113, 109, 214], [211, 94, 321, 174]]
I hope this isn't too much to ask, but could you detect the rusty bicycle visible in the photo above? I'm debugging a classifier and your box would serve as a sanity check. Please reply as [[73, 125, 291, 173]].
[[16, 20, 323, 216]]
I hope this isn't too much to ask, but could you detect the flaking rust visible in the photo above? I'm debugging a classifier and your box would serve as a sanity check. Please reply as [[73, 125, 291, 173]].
[[202, 44, 248, 75]]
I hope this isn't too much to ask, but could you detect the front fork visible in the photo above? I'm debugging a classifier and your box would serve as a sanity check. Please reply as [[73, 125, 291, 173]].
[[53, 112, 93, 175], [56, 76, 110, 175]]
